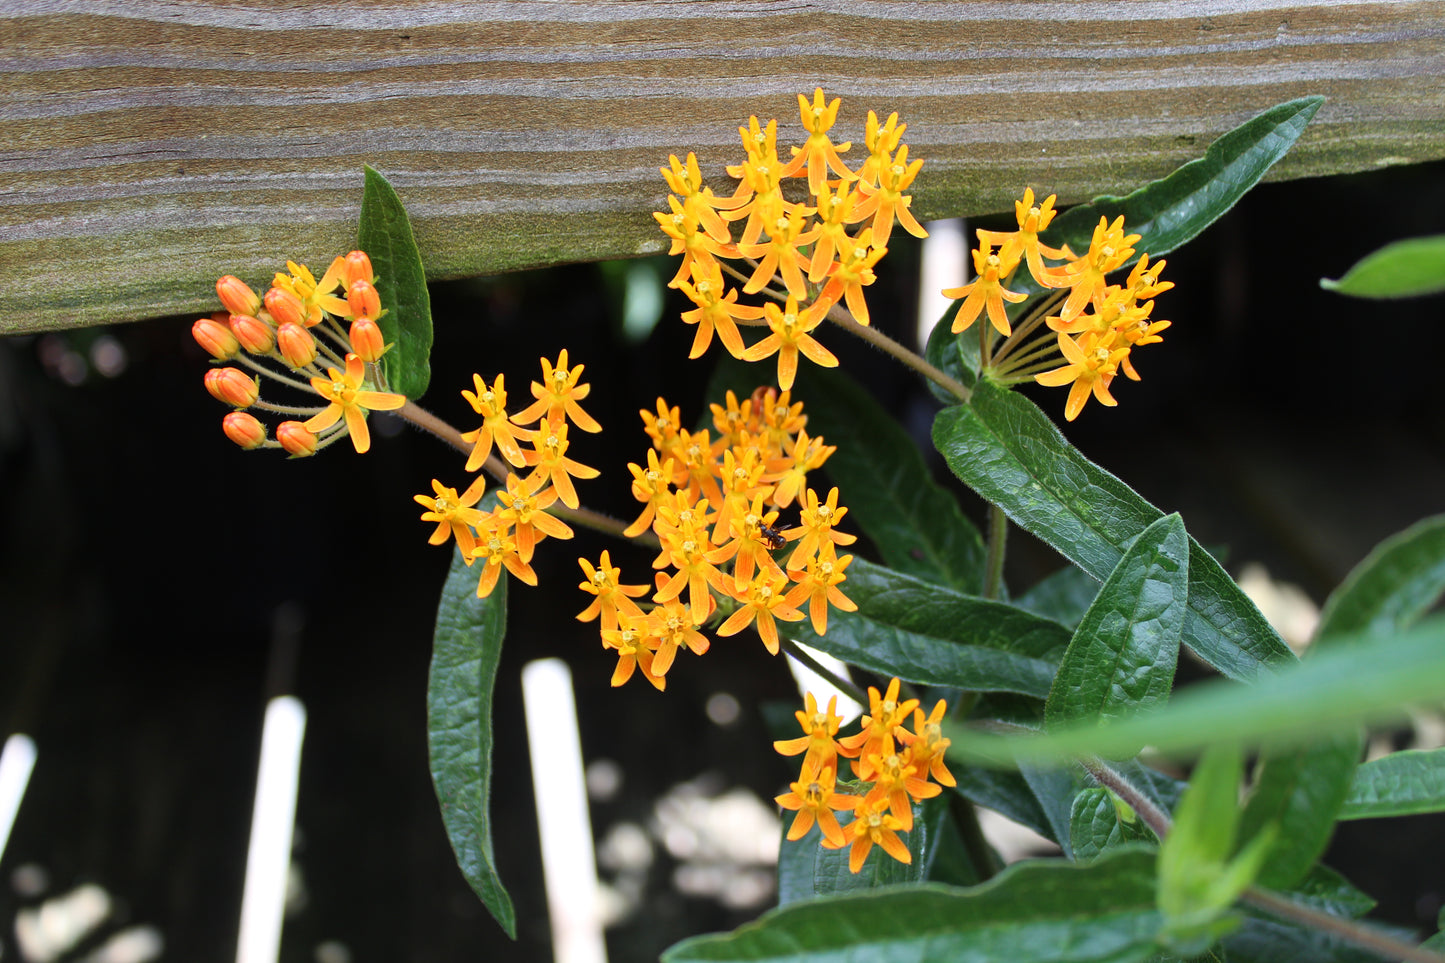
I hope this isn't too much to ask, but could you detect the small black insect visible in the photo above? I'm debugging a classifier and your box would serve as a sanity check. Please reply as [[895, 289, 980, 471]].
[[758, 520, 786, 551]]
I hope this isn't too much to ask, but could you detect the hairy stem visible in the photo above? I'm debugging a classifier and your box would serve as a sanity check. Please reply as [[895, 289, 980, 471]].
[[983, 504, 1008, 600], [824, 305, 972, 402]]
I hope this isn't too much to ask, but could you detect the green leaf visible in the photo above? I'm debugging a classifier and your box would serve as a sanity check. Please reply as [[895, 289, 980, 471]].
[[1240, 514, 1445, 887], [664, 848, 1165, 963], [427, 547, 514, 938], [1046, 514, 1188, 734], [1316, 515, 1445, 641], [790, 559, 1069, 698], [947, 614, 1445, 767], [1070, 787, 1157, 863], [951, 767, 1055, 841], [932, 381, 1293, 681], [1286, 864, 1377, 919], [1020, 763, 1081, 857], [358, 165, 433, 399], [789, 364, 987, 592], [1016, 564, 1102, 629], [1041, 97, 1324, 269], [776, 794, 953, 905], [1321, 234, 1445, 299], [1339, 748, 1445, 820]]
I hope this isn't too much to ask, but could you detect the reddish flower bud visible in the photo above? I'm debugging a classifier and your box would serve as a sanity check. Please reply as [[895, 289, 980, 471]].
[[264, 287, 307, 328], [348, 317, 386, 362], [277, 421, 319, 457], [216, 275, 261, 317], [222, 411, 267, 449], [276, 322, 317, 368], [347, 280, 381, 321], [229, 313, 276, 354], [204, 367, 260, 408], [192, 317, 239, 360], [343, 250, 375, 287]]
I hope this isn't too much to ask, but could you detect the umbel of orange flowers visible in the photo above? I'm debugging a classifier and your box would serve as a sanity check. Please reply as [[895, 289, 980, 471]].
[[657, 90, 1174, 422], [194, 251, 405, 455]]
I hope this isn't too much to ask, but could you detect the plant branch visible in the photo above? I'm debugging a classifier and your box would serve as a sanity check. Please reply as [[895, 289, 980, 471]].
[[983, 504, 1008, 600], [778, 636, 869, 708], [1242, 888, 1445, 963], [823, 304, 972, 402]]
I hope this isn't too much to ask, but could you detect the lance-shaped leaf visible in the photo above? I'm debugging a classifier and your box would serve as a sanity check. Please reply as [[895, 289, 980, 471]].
[[1240, 515, 1445, 888], [358, 165, 433, 399], [1340, 748, 1445, 820], [947, 615, 1445, 768], [789, 364, 986, 592], [932, 381, 1292, 681], [1046, 513, 1187, 735], [665, 848, 1164, 963], [1015, 563, 1102, 630], [1321, 234, 1445, 299], [427, 548, 514, 937], [789, 559, 1069, 698], [1040, 97, 1324, 270]]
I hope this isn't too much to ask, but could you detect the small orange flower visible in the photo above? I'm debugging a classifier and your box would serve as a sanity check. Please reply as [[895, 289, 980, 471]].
[[741, 296, 837, 391], [495, 473, 573, 563], [779, 88, 855, 196], [826, 796, 911, 873], [903, 700, 956, 788], [461, 373, 533, 470], [784, 545, 857, 635], [715, 570, 803, 655], [511, 350, 601, 433], [303, 353, 406, 454], [773, 692, 849, 773], [943, 247, 1028, 337], [521, 420, 599, 509], [415, 476, 489, 559], [600, 614, 665, 691], [837, 678, 919, 780], [814, 228, 887, 326], [776, 760, 858, 848], [674, 262, 764, 360], [472, 529, 536, 599], [576, 551, 648, 632], [271, 258, 351, 327], [1033, 331, 1131, 422]]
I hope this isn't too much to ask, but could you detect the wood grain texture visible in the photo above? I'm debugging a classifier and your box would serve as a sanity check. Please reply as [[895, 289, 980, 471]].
[[1, 1, 1442, 334]]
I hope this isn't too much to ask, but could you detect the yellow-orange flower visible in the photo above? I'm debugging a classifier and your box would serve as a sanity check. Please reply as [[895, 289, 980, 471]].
[[521, 421, 599, 509], [779, 88, 855, 196], [512, 350, 601, 433], [715, 570, 803, 655], [943, 247, 1028, 337], [776, 760, 857, 848], [461, 373, 533, 469], [303, 353, 406, 454], [825, 796, 911, 873], [1033, 331, 1131, 422], [741, 296, 837, 391], [415, 476, 489, 559], [773, 692, 850, 773], [674, 263, 764, 360], [576, 551, 648, 632]]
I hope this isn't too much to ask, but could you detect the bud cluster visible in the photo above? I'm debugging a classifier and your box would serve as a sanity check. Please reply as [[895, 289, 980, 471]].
[[192, 251, 403, 455]]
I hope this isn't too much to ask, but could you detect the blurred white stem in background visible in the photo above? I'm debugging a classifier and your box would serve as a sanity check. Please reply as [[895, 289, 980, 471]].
[[236, 697, 307, 963], [917, 218, 968, 350], [523, 659, 607, 963], [0, 733, 37, 863]]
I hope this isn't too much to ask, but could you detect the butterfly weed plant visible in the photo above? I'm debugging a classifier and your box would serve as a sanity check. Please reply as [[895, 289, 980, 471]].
[[187, 91, 1445, 961]]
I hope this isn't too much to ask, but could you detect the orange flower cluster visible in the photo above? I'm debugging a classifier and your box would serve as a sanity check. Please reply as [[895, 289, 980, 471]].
[[194, 251, 405, 455], [415, 351, 602, 598], [944, 190, 1174, 421], [656, 90, 928, 390], [582, 386, 858, 691], [774, 681, 955, 873]]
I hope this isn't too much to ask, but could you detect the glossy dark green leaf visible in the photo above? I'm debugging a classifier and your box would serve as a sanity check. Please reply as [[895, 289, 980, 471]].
[[776, 794, 952, 905], [790, 559, 1069, 698], [932, 381, 1292, 681], [664, 848, 1164, 963], [358, 165, 433, 399], [1070, 787, 1157, 863], [1321, 234, 1445, 299], [947, 615, 1445, 767], [789, 364, 987, 592], [951, 766, 1055, 841], [1241, 515, 1445, 887], [427, 547, 514, 937], [1047, 514, 1187, 733], [1015, 564, 1102, 630], [1339, 748, 1445, 820], [1041, 97, 1324, 270]]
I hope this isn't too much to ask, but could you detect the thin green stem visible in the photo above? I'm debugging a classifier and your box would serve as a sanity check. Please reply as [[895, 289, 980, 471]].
[[231, 354, 316, 393], [983, 503, 1008, 600], [252, 399, 326, 417], [778, 636, 869, 708], [992, 290, 1066, 364], [990, 336, 1062, 378], [824, 305, 971, 402]]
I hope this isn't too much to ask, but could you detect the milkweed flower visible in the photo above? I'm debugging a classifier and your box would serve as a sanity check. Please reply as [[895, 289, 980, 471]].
[[838, 678, 919, 780], [1033, 331, 1132, 422], [495, 473, 573, 563], [522, 421, 599, 510], [304, 353, 407, 454], [741, 296, 837, 391], [776, 760, 857, 848], [461, 373, 532, 470], [943, 247, 1028, 337], [576, 551, 648, 632], [780, 88, 855, 196], [472, 529, 537, 599], [826, 796, 912, 873], [512, 350, 601, 434], [715, 570, 803, 655], [415, 476, 489, 559], [773, 692, 849, 773]]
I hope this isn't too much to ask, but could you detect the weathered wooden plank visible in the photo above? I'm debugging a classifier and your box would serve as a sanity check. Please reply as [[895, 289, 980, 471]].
[[1, 1, 1442, 334]]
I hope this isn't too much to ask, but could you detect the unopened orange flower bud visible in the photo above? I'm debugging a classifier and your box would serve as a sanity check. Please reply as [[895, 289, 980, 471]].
[[349, 317, 386, 362], [264, 287, 307, 328], [192, 317, 239, 360], [277, 420, 319, 457], [276, 322, 317, 368], [204, 367, 260, 408], [347, 280, 381, 321], [229, 314, 275, 354], [216, 275, 262, 317], [222, 411, 267, 449], [343, 250, 375, 287]]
